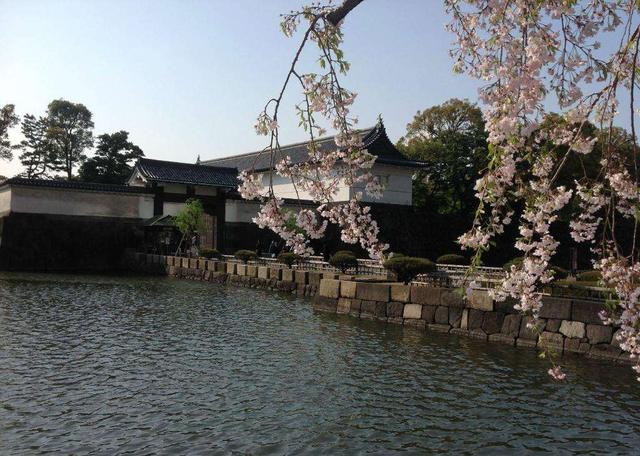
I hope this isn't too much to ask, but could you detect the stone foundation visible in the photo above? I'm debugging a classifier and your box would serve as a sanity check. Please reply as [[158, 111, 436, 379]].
[[315, 279, 631, 366], [129, 253, 318, 297]]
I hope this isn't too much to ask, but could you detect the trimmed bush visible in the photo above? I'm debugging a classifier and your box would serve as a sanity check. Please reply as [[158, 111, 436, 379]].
[[329, 251, 359, 273], [436, 253, 467, 265], [384, 256, 436, 284], [577, 270, 602, 282], [200, 248, 221, 259], [277, 252, 301, 267], [503, 257, 523, 271], [235, 249, 257, 263]]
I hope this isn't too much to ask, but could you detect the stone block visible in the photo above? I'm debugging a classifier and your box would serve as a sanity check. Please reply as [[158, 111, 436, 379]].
[[294, 270, 308, 285], [539, 296, 571, 320], [387, 317, 403, 325], [421, 305, 437, 323], [494, 298, 519, 314], [449, 307, 464, 328], [612, 329, 623, 348], [360, 300, 386, 318], [468, 309, 484, 330], [564, 338, 590, 354], [404, 319, 426, 329], [269, 268, 282, 280], [322, 272, 339, 280], [434, 306, 449, 324], [181, 257, 190, 268], [501, 314, 522, 336], [482, 312, 505, 335], [215, 261, 226, 272], [427, 323, 451, 333], [517, 317, 545, 340], [308, 271, 323, 286], [164, 256, 173, 266], [386, 301, 405, 318], [340, 281, 357, 298], [571, 300, 606, 325], [390, 284, 411, 303], [587, 344, 621, 361], [460, 309, 469, 329], [356, 282, 390, 302], [410, 286, 442, 305], [585, 325, 612, 345], [546, 319, 561, 333], [559, 321, 585, 339], [488, 334, 516, 345], [516, 338, 537, 349], [257, 266, 269, 279], [319, 279, 340, 299], [540, 331, 564, 351], [226, 262, 236, 275], [450, 328, 469, 337], [468, 329, 488, 340], [314, 296, 337, 313], [236, 264, 247, 276], [403, 303, 422, 319], [441, 289, 465, 308], [467, 289, 494, 311], [190, 258, 199, 269], [281, 269, 294, 282], [246, 265, 258, 277]]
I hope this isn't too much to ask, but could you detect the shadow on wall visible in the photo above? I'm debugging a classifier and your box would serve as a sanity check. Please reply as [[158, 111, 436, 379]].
[[0, 213, 144, 272]]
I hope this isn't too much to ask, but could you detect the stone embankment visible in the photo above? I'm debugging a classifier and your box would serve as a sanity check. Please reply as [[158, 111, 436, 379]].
[[314, 279, 631, 365], [128, 252, 340, 297], [128, 252, 629, 365]]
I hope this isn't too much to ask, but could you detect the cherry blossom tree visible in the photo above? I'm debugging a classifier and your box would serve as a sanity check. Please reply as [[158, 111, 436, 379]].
[[242, 0, 640, 380]]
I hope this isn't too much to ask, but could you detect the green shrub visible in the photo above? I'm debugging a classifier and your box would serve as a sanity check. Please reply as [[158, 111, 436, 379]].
[[503, 257, 523, 271], [329, 251, 359, 273], [200, 248, 220, 259], [384, 256, 436, 284], [577, 270, 602, 282], [277, 252, 301, 267], [436, 254, 467, 265], [235, 249, 257, 263]]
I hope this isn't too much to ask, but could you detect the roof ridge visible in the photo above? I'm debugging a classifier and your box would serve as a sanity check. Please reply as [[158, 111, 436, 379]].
[[139, 157, 237, 172], [202, 126, 375, 164]]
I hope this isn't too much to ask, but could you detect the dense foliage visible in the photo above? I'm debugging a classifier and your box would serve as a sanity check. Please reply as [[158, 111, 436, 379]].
[[436, 254, 467, 265], [235, 250, 257, 263], [277, 252, 302, 267], [0, 104, 19, 161], [328, 250, 359, 273], [79, 131, 143, 184], [200, 248, 221, 259], [384, 256, 435, 284]]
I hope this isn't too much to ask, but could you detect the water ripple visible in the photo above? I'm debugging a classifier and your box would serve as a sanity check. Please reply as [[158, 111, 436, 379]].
[[1, 272, 639, 455]]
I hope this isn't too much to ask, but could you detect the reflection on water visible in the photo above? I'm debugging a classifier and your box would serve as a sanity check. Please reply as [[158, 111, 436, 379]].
[[1, 272, 639, 455]]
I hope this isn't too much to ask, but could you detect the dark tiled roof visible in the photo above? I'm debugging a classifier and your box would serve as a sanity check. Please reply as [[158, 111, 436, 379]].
[[0, 177, 154, 194], [202, 120, 427, 171], [133, 158, 238, 187]]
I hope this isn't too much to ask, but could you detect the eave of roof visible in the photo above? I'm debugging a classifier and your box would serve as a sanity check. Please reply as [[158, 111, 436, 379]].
[[134, 158, 239, 188], [0, 177, 155, 194]]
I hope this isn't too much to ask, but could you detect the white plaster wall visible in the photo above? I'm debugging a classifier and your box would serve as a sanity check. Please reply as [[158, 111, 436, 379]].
[[353, 164, 414, 205], [262, 171, 351, 202], [0, 187, 11, 217], [9, 186, 154, 219], [163, 202, 186, 216], [225, 199, 261, 223]]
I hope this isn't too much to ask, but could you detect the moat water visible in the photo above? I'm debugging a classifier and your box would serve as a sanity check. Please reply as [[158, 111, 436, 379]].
[[1, 272, 639, 455]]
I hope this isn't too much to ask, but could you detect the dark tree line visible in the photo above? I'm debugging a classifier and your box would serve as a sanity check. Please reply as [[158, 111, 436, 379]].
[[1, 99, 143, 184]]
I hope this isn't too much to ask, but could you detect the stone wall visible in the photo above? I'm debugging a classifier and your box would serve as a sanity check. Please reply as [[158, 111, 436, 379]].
[[315, 279, 631, 365], [128, 252, 344, 297]]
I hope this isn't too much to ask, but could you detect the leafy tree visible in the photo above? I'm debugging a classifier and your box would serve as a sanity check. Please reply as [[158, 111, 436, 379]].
[[397, 98, 488, 215], [1, 104, 19, 161], [79, 131, 144, 184], [173, 198, 205, 255], [383, 256, 435, 284], [17, 114, 52, 179], [46, 99, 94, 179]]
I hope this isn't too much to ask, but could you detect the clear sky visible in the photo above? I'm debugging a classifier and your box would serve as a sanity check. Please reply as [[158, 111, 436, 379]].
[[0, 0, 483, 177]]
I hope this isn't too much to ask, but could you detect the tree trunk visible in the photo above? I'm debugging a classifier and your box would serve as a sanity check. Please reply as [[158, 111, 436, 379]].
[[326, 0, 364, 26]]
